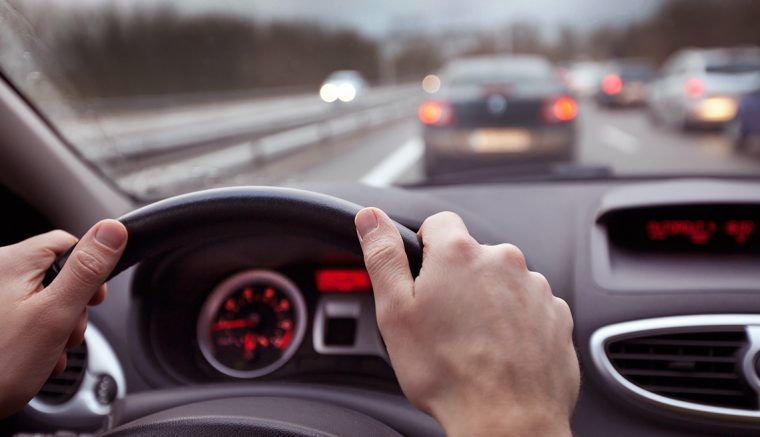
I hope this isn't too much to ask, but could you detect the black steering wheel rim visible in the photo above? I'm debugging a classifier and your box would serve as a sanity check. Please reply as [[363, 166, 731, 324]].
[[45, 187, 430, 435], [48, 186, 423, 283]]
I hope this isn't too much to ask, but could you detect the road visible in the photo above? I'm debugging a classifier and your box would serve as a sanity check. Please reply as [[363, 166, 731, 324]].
[[98, 94, 760, 198]]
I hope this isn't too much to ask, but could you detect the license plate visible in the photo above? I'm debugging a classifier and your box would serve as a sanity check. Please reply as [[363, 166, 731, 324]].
[[469, 129, 532, 152]]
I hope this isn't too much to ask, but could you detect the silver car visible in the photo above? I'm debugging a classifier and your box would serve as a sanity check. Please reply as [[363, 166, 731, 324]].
[[648, 47, 760, 129]]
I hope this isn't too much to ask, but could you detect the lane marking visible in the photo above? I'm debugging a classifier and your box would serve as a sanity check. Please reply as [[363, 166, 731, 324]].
[[360, 137, 424, 187], [600, 125, 640, 154]]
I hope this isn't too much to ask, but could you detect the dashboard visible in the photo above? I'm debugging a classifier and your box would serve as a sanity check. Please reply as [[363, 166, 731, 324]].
[[9, 177, 760, 436]]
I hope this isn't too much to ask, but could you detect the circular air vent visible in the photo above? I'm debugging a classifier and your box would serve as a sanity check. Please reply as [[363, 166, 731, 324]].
[[26, 323, 126, 429], [36, 341, 88, 405]]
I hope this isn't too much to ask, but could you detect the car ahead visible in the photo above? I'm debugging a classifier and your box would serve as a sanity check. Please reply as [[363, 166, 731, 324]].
[[419, 55, 578, 178], [319, 70, 367, 103], [648, 47, 760, 129], [595, 59, 657, 107], [729, 85, 760, 153]]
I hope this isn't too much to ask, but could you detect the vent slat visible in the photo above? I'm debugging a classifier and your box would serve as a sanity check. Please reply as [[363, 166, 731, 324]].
[[623, 339, 746, 347], [607, 330, 756, 410], [619, 369, 739, 380], [639, 385, 748, 397], [35, 342, 88, 405], [609, 353, 737, 363]]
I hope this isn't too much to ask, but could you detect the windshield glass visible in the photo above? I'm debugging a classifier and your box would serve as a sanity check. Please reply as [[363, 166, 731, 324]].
[[1, 0, 760, 199]]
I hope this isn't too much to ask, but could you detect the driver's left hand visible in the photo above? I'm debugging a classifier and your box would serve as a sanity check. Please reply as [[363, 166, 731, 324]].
[[0, 220, 127, 418]]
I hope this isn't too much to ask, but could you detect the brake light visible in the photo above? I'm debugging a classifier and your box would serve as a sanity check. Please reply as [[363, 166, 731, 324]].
[[544, 96, 578, 123], [418, 100, 454, 126], [685, 78, 705, 98], [601, 74, 623, 95]]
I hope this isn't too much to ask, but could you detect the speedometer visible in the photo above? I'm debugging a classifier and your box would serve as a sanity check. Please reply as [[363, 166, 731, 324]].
[[197, 270, 307, 378]]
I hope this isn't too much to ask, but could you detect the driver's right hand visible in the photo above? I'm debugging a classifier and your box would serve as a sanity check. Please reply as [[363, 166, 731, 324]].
[[356, 208, 579, 437]]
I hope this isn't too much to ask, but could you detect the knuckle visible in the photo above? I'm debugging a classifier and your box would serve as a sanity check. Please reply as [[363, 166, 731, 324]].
[[69, 249, 106, 286], [436, 210, 462, 222], [498, 243, 527, 268], [442, 235, 478, 259], [529, 271, 553, 297], [554, 297, 575, 329]]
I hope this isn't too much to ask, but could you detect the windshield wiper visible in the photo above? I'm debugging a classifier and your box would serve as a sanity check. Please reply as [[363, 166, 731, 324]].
[[406, 163, 614, 187]]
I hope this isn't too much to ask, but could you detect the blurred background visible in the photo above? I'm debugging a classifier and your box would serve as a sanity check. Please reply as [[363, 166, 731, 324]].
[[2, 0, 760, 198]]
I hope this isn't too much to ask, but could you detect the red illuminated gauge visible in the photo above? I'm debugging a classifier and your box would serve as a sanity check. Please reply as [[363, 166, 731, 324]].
[[197, 270, 307, 378]]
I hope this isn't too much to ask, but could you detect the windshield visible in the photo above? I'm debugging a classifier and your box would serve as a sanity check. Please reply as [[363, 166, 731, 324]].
[[1, 0, 760, 199]]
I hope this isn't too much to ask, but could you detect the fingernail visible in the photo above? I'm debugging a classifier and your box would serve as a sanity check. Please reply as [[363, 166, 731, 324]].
[[95, 220, 126, 250], [355, 208, 379, 240]]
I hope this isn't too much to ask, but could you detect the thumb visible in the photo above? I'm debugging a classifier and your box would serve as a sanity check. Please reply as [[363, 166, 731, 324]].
[[45, 220, 127, 311], [356, 208, 414, 306]]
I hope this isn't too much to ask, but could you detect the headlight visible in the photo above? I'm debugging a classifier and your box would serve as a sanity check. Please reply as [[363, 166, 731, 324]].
[[319, 83, 338, 103], [337, 83, 357, 102]]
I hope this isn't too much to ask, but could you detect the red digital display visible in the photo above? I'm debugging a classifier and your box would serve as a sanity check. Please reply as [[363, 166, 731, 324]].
[[315, 269, 372, 293], [605, 205, 760, 255], [646, 220, 756, 246]]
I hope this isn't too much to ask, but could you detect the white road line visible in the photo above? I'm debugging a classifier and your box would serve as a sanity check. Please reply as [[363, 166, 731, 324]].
[[600, 125, 640, 154], [360, 137, 424, 187]]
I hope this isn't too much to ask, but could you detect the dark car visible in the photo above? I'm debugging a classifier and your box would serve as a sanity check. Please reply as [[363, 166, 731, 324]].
[[729, 86, 760, 153], [596, 59, 657, 107], [420, 55, 577, 178]]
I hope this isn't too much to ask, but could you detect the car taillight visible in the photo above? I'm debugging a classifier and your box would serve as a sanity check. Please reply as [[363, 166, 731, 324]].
[[544, 96, 578, 123], [418, 100, 454, 126], [601, 74, 623, 95], [685, 78, 705, 98]]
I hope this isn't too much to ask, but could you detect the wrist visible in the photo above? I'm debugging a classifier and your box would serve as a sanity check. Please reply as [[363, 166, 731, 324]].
[[436, 406, 572, 437]]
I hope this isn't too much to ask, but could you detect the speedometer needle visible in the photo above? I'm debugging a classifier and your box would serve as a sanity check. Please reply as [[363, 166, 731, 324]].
[[212, 318, 259, 331]]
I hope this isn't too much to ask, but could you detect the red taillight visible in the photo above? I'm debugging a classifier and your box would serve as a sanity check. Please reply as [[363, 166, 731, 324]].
[[418, 100, 454, 126], [601, 74, 623, 95], [544, 96, 578, 123], [315, 269, 372, 293], [685, 78, 705, 98]]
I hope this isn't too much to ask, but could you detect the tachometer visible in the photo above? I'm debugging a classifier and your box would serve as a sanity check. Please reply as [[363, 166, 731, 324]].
[[197, 270, 307, 378]]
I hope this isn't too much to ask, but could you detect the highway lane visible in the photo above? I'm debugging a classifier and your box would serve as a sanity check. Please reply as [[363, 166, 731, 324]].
[[110, 98, 760, 198]]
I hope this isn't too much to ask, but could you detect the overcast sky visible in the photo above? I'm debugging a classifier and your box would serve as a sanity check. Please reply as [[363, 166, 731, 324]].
[[44, 0, 663, 38]]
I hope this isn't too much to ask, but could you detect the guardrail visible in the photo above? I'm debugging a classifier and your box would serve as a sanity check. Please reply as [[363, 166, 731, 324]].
[[109, 89, 421, 197], [67, 84, 419, 163]]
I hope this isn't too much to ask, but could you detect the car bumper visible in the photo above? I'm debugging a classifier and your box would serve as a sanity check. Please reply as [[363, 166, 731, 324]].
[[423, 125, 575, 173]]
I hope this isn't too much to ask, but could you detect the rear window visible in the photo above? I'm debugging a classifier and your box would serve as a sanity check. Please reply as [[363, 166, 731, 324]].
[[446, 59, 553, 86], [706, 63, 760, 74], [618, 65, 656, 81]]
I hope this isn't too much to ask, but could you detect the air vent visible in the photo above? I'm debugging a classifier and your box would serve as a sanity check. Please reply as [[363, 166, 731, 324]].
[[36, 341, 87, 405], [607, 330, 755, 410]]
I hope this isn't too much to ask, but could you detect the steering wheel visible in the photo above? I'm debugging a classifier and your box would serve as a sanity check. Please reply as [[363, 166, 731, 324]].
[[45, 187, 434, 436]]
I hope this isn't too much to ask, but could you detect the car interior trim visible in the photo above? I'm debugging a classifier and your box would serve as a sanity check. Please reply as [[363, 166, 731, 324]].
[[25, 323, 126, 428], [313, 294, 388, 360]]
